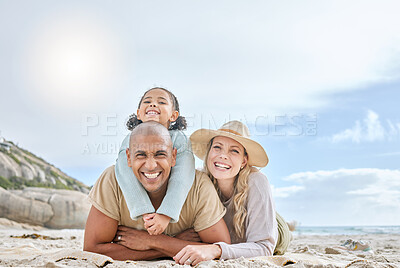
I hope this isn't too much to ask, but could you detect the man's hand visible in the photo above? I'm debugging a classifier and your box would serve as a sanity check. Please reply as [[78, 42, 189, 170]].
[[173, 244, 222, 266], [84, 206, 166, 261], [143, 213, 171, 235], [175, 228, 201, 242], [112, 218, 229, 260], [114, 225, 154, 251]]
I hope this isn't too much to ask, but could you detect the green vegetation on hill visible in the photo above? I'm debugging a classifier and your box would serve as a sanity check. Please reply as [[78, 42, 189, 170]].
[[0, 140, 89, 192], [0, 175, 13, 189], [0, 147, 21, 165], [18, 146, 48, 165], [0, 175, 77, 190]]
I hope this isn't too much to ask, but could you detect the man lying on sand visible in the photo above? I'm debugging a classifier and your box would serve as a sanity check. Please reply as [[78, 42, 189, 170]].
[[83, 122, 231, 262]]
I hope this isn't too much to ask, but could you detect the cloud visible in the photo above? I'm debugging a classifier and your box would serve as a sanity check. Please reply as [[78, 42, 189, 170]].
[[348, 188, 400, 208], [332, 110, 399, 143], [271, 185, 305, 198], [7, 0, 398, 117], [274, 168, 400, 225], [2, 1, 400, 185], [171, 0, 400, 117]]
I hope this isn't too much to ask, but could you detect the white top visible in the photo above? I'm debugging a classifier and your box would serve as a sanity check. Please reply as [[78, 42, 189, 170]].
[[215, 169, 278, 259]]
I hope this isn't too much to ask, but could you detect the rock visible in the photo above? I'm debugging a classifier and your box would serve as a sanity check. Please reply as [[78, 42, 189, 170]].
[[58, 177, 67, 186], [20, 163, 35, 181], [0, 187, 53, 226], [10, 188, 51, 203], [325, 247, 341, 254], [48, 176, 56, 185], [10, 187, 91, 229], [0, 139, 91, 229], [33, 164, 46, 183], [46, 191, 91, 229], [79, 187, 90, 195], [0, 145, 90, 193], [0, 152, 20, 178]]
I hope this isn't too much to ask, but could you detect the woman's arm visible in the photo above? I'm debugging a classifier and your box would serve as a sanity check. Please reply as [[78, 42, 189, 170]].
[[216, 171, 278, 259], [215, 240, 274, 259]]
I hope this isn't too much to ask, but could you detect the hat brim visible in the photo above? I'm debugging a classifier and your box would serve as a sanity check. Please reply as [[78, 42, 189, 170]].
[[190, 129, 269, 167]]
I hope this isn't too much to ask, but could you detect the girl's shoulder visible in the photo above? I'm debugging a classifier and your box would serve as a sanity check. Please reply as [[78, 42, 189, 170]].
[[169, 129, 190, 146], [169, 129, 186, 137]]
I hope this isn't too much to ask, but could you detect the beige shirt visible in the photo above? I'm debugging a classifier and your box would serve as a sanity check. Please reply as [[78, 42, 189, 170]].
[[88, 166, 226, 236]]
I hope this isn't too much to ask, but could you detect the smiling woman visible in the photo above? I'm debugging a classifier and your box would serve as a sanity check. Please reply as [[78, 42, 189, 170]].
[[23, 14, 124, 110]]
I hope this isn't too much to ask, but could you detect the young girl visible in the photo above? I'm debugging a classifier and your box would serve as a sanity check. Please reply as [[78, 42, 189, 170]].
[[115, 87, 194, 235]]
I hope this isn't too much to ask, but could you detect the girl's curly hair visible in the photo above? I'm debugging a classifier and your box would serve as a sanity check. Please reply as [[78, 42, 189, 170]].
[[126, 87, 187, 131]]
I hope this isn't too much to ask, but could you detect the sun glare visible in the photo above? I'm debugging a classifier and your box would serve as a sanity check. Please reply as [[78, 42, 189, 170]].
[[25, 15, 123, 110]]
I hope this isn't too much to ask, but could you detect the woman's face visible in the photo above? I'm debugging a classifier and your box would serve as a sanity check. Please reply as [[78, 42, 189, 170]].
[[207, 136, 247, 181]]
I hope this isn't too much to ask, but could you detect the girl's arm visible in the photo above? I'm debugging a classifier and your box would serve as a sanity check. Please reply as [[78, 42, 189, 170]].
[[156, 130, 195, 222], [215, 171, 278, 259], [115, 133, 154, 220]]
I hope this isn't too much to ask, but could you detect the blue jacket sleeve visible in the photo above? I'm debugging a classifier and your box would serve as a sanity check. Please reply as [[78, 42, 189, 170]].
[[115, 133, 154, 220], [156, 130, 195, 222]]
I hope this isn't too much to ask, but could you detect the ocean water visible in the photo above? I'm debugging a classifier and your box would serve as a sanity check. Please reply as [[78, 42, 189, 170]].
[[294, 225, 400, 235]]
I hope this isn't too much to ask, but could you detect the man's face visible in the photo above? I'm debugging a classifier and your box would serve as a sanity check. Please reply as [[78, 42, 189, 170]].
[[126, 134, 176, 194]]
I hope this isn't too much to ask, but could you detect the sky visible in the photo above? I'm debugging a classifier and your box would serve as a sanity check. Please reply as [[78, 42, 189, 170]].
[[1, 0, 399, 226]]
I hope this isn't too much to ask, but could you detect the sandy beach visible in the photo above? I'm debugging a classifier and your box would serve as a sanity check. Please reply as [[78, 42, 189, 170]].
[[0, 220, 398, 267]]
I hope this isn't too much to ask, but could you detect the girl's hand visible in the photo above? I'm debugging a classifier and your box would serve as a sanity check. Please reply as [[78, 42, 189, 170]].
[[173, 244, 222, 266], [175, 228, 201, 242], [143, 213, 171, 235]]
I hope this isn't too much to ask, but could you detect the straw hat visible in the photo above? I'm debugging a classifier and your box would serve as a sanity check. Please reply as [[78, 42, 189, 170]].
[[190, 120, 269, 167]]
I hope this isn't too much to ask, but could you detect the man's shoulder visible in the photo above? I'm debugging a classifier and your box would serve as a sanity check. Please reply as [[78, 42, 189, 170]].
[[181, 170, 225, 232], [193, 169, 212, 187], [93, 165, 118, 189], [100, 165, 117, 180], [103, 165, 116, 175], [185, 170, 213, 199], [88, 165, 122, 222]]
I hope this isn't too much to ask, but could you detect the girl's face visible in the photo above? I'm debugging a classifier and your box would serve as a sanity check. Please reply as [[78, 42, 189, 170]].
[[207, 136, 247, 182], [137, 88, 179, 128]]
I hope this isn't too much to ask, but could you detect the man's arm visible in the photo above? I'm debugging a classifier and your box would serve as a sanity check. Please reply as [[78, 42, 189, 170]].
[[115, 218, 230, 257], [83, 206, 166, 261], [153, 218, 230, 256]]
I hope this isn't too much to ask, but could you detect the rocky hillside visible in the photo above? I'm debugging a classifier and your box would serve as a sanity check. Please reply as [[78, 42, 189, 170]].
[[0, 138, 89, 193], [0, 137, 91, 229]]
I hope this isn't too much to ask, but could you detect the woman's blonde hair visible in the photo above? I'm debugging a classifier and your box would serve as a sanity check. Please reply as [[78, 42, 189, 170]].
[[204, 137, 251, 239]]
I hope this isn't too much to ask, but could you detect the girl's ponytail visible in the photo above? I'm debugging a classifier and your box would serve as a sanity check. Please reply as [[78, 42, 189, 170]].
[[169, 115, 187, 131], [126, 113, 143, 131]]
